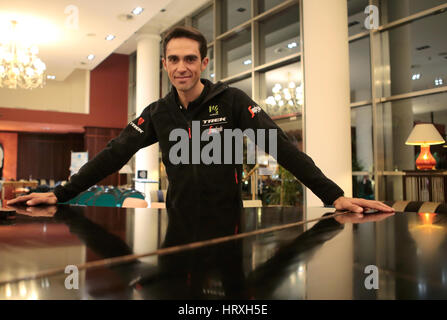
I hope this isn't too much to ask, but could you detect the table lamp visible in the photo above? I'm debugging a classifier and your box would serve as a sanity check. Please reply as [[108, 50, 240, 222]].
[[405, 123, 445, 170]]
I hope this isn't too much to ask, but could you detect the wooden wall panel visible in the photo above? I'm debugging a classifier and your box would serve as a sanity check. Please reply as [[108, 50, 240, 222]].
[[17, 133, 84, 181], [84, 127, 124, 186], [0, 132, 18, 180]]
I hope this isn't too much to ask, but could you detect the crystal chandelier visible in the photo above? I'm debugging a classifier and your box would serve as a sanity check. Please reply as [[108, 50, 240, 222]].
[[264, 81, 303, 117], [0, 20, 46, 89]]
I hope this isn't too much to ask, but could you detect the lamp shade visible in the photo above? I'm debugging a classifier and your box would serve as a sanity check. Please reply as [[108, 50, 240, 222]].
[[405, 124, 445, 146]]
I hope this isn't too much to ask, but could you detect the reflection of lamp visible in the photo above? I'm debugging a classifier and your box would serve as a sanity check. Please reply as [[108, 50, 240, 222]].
[[405, 123, 445, 170], [118, 164, 133, 186], [409, 213, 445, 259], [264, 73, 303, 116], [0, 20, 46, 89]]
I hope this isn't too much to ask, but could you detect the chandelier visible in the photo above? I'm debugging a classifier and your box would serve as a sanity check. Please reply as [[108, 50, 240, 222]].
[[0, 20, 46, 89], [264, 81, 303, 117]]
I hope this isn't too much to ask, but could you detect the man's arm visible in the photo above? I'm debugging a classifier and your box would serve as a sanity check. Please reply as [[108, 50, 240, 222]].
[[8, 106, 158, 206], [233, 89, 394, 213]]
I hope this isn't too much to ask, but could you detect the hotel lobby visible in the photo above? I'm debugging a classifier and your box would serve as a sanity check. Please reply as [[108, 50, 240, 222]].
[[1, 0, 447, 302]]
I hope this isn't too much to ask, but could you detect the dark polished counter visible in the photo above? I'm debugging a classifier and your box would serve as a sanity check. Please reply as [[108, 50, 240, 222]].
[[1, 205, 446, 299]]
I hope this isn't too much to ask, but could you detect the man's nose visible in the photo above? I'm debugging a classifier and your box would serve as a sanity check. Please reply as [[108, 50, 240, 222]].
[[177, 60, 187, 72]]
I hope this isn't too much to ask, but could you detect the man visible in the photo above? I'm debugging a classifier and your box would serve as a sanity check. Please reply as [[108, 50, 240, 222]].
[[8, 26, 394, 215]]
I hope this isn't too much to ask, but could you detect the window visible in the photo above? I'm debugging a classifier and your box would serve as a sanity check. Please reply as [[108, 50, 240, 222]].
[[220, 0, 251, 33], [347, 0, 369, 36], [379, 10, 447, 96], [379, 92, 447, 172], [380, 0, 447, 24], [258, 4, 300, 66], [349, 37, 371, 102], [202, 46, 215, 81], [192, 6, 214, 43], [221, 28, 252, 78], [260, 61, 302, 117], [226, 76, 252, 97], [257, 0, 287, 14]]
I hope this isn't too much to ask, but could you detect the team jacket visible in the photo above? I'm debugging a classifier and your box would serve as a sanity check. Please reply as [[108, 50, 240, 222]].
[[54, 79, 344, 207]]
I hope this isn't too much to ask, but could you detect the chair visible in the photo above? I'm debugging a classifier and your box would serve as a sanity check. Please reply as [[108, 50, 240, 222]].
[[121, 197, 148, 208], [93, 190, 118, 207], [76, 191, 96, 205]]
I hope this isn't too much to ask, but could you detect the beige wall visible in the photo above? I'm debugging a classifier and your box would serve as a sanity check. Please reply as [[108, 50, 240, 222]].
[[0, 69, 90, 114]]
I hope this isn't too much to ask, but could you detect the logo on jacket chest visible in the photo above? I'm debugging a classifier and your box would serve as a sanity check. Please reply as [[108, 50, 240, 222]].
[[202, 117, 227, 126], [209, 105, 219, 116]]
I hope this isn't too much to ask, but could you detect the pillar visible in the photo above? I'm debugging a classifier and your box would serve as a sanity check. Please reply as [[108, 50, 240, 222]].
[[135, 32, 161, 204], [302, 0, 352, 210]]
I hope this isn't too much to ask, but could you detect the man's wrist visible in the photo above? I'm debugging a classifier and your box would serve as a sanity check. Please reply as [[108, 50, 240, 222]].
[[333, 196, 345, 206]]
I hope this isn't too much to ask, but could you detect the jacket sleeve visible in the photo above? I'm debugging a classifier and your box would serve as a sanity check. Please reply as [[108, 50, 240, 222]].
[[54, 105, 158, 202], [233, 89, 344, 206]]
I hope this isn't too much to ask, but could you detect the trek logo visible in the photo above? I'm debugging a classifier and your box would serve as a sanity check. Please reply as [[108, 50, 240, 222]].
[[209, 105, 219, 116], [137, 117, 145, 126], [202, 117, 227, 126], [130, 121, 144, 133], [248, 105, 261, 118]]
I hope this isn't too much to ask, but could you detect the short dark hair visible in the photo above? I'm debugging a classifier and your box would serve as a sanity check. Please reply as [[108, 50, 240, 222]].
[[162, 26, 207, 60]]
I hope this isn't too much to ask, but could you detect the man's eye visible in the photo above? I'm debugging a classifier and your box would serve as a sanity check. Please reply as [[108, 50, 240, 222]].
[[169, 57, 178, 62], [186, 57, 196, 63]]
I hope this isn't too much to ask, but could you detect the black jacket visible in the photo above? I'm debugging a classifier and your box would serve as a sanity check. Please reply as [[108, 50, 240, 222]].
[[54, 79, 344, 207]]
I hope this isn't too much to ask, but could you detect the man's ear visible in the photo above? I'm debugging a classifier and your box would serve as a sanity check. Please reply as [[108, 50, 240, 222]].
[[201, 57, 209, 72], [162, 57, 167, 71]]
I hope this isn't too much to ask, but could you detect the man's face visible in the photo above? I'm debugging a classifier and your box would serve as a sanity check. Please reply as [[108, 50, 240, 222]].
[[162, 37, 209, 93]]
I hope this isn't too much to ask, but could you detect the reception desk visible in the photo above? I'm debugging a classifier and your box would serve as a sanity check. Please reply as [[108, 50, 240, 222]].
[[0, 205, 446, 300]]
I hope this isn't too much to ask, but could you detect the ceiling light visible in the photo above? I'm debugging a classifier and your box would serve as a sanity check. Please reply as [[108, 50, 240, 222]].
[[412, 73, 421, 80], [243, 59, 252, 65], [210, 73, 215, 78], [132, 7, 144, 15], [287, 42, 297, 49], [47, 75, 56, 80], [105, 34, 115, 41], [237, 8, 246, 12], [0, 20, 46, 89], [87, 54, 95, 60], [435, 77, 444, 86]]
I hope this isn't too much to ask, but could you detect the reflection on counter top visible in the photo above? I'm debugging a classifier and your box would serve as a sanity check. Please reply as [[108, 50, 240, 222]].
[[1, 205, 446, 299]]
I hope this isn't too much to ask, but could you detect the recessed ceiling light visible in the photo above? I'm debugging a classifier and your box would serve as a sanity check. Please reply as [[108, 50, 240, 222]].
[[47, 75, 56, 80], [416, 45, 431, 51], [87, 54, 95, 60], [243, 59, 252, 65], [237, 7, 246, 12], [105, 34, 115, 41], [132, 7, 144, 15], [348, 21, 360, 27]]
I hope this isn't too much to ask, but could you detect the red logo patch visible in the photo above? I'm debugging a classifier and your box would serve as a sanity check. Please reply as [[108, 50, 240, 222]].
[[137, 117, 145, 126], [248, 106, 255, 118]]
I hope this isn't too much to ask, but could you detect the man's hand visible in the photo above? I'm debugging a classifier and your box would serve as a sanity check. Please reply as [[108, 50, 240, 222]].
[[8, 205, 57, 217], [333, 196, 394, 216], [7, 192, 58, 206], [335, 211, 395, 225]]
